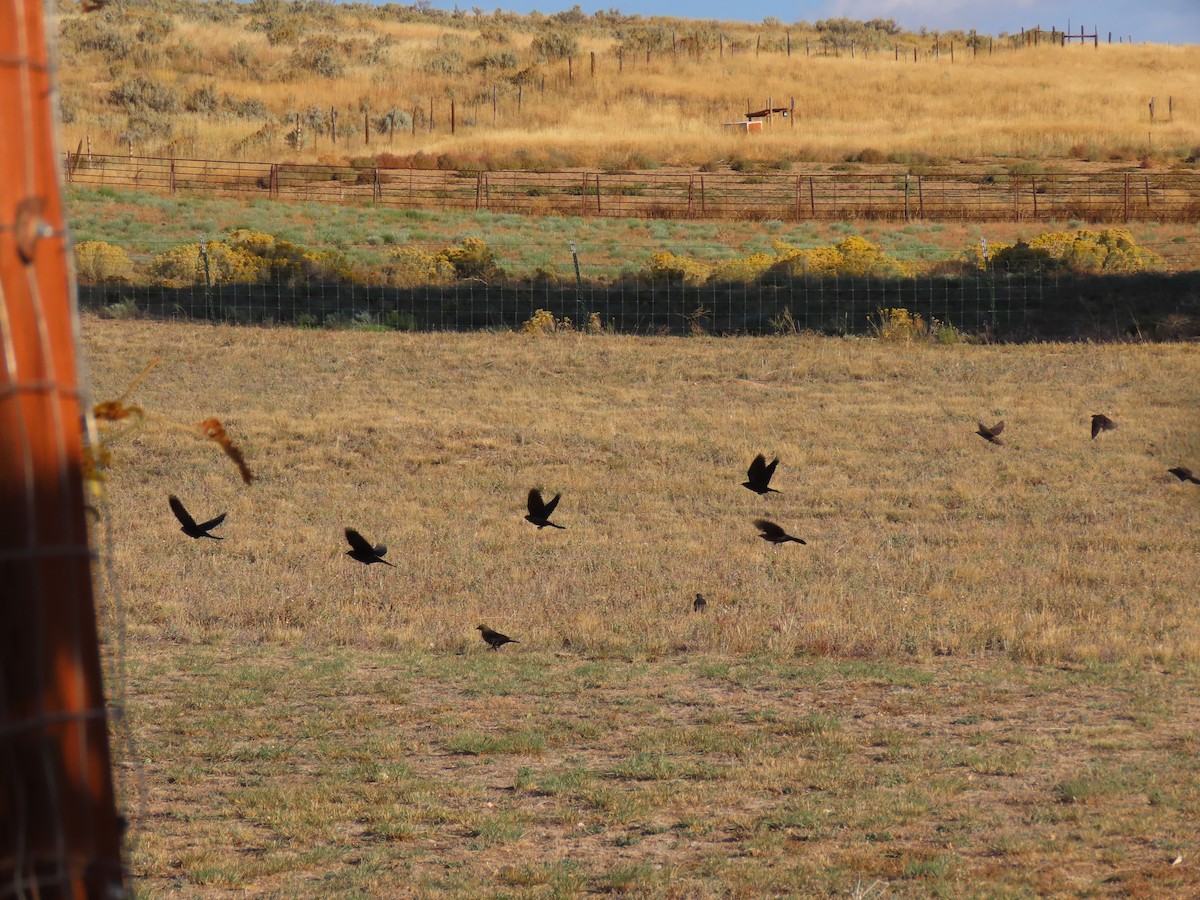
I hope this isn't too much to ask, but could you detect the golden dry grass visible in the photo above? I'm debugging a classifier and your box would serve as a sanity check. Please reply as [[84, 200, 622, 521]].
[[83, 319, 1200, 896], [56, 4, 1200, 168], [122, 644, 1200, 896], [85, 318, 1200, 665]]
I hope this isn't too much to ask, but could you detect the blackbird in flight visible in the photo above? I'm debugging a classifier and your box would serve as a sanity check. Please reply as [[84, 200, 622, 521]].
[[977, 421, 1005, 445], [754, 519, 806, 545], [344, 528, 395, 567], [168, 495, 226, 540], [525, 488, 565, 529], [693, 593, 707, 612], [743, 454, 781, 495], [1091, 414, 1117, 439], [1168, 466, 1200, 484], [477, 624, 519, 650]]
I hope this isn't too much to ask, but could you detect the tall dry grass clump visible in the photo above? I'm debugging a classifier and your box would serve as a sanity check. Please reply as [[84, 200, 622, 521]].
[[85, 319, 1200, 666], [54, 2, 1200, 169]]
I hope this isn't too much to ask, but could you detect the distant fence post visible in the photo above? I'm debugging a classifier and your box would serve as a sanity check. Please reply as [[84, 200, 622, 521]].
[[169, 157, 176, 194]]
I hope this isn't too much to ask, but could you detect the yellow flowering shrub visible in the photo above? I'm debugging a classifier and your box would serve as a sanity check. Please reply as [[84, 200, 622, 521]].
[[770, 236, 915, 279], [644, 251, 712, 285], [74, 240, 134, 284], [437, 237, 504, 281], [708, 252, 775, 284], [383, 247, 456, 286], [148, 241, 266, 287], [992, 229, 1161, 274]]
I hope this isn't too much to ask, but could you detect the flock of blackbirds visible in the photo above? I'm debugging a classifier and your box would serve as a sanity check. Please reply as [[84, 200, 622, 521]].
[[167, 411, 1197, 651]]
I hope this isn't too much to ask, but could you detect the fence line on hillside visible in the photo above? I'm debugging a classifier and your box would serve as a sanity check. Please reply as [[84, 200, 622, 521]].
[[64, 153, 1200, 224]]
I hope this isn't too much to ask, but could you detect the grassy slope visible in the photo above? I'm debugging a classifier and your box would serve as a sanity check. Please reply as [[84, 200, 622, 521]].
[[55, 2, 1200, 169], [84, 319, 1200, 895], [65, 186, 1200, 276]]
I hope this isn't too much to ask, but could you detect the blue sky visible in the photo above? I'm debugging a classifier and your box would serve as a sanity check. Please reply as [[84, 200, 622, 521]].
[[424, 0, 1200, 45]]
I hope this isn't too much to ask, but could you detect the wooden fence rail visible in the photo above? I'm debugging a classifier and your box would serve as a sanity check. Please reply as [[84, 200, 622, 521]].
[[64, 153, 1200, 224]]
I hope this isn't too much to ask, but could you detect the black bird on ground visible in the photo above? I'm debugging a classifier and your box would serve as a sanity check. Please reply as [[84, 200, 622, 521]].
[[693, 593, 707, 613], [754, 519, 806, 545], [1091, 414, 1118, 439], [344, 528, 395, 567], [1168, 466, 1200, 484], [168, 495, 226, 540], [977, 421, 1005, 446], [525, 488, 565, 529], [477, 624, 519, 650], [743, 453, 781, 495]]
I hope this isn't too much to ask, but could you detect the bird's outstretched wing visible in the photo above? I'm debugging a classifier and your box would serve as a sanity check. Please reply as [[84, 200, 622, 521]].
[[977, 422, 1004, 444], [345, 528, 376, 555], [1091, 414, 1116, 439], [542, 492, 561, 518], [196, 513, 227, 532], [754, 518, 787, 539], [747, 453, 767, 482], [527, 488, 546, 518], [748, 453, 778, 485], [169, 495, 197, 529]]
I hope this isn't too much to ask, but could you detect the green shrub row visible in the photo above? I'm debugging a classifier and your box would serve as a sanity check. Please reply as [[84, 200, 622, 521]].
[[73, 228, 1160, 288]]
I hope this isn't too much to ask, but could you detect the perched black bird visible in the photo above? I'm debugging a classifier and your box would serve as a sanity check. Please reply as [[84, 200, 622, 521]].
[[693, 593, 707, 613], [977, 421, 1005, 445], [525, 488, 565, 529], [743, 453, 781, 495], [753, 519, 806, 545], [344, 528, 395, 567], [1168, 466, 1200, 484], [168, 495, 226, 540], [1091, 414, 1117, 439], [477, 624, 518, 650]]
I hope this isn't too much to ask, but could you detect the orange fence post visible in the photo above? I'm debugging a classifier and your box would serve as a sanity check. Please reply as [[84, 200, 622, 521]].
[[0, 1, 126, 895]]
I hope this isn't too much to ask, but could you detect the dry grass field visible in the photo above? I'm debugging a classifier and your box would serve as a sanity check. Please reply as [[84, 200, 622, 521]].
[[84, 318, 1200, 895], [56, 2, 1200, 169]]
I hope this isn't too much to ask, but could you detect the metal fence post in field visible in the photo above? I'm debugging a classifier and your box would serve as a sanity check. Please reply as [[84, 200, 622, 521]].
[[1, 0, 126, 895]]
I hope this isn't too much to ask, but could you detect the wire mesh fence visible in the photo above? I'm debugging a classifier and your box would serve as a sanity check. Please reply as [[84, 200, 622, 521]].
[[73, 229, 1200, 340], [79, 272, 1043, 335]]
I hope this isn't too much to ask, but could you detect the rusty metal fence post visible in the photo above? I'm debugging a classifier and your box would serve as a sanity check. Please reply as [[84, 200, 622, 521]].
[[1, 0, 127, 895]]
